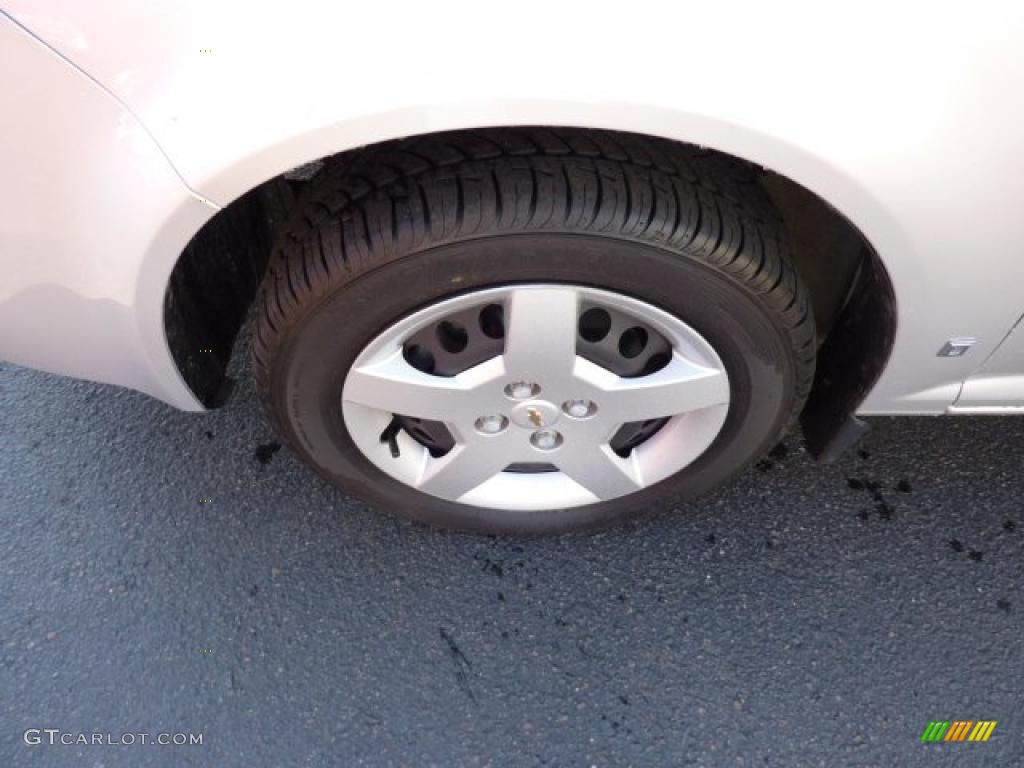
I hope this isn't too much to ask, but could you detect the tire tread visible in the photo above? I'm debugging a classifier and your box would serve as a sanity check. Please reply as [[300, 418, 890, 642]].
[[253, 128, 816, 442]]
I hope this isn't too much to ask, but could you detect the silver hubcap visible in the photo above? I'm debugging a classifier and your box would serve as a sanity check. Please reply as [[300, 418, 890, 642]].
[[341, 285, 730, 511]]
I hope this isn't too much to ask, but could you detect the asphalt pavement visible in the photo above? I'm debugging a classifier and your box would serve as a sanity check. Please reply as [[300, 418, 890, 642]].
[[1, 342, 1022, 767]]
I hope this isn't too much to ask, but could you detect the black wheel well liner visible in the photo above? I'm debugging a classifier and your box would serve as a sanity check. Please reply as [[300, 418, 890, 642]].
[[162, 126, 895, 458]]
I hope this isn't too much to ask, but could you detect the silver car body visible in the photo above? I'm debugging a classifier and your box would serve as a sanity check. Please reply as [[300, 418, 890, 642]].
[[2, 2, 1024, 414]]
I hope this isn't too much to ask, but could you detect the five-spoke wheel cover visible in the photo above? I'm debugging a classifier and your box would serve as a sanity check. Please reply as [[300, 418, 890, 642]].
[[341, 285, 730, 511]]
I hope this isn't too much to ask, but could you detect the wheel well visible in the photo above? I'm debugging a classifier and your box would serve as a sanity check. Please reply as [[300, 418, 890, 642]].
[[759, 171, 897, 459], [163, 126, 895, 457]]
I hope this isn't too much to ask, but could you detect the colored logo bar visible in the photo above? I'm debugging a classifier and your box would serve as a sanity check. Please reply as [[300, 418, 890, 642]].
[[921, 721, 996, 742]]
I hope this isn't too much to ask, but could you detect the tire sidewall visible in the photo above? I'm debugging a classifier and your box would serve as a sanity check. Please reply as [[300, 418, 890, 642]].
[[270, 234, 797, 533]]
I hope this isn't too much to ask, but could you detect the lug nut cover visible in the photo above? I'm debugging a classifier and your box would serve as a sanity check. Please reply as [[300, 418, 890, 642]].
[[505, 381, 541, 399], [475, 415, 508, 434], [530, 429, 563, 451], [563, 399, 597, 418]]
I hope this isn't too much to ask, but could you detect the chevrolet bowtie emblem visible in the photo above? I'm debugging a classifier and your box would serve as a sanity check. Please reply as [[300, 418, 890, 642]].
[[527, 407, 544, 428]]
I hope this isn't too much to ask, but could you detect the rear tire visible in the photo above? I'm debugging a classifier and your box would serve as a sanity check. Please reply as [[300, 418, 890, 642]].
[[252, 128, 815, 533]]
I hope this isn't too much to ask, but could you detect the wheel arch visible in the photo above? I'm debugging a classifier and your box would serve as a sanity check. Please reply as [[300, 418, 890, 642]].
[[164, 118, 897, 459]]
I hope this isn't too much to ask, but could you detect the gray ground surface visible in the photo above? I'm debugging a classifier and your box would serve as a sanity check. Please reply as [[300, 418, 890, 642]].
[[1, 351, 1021, 767]]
